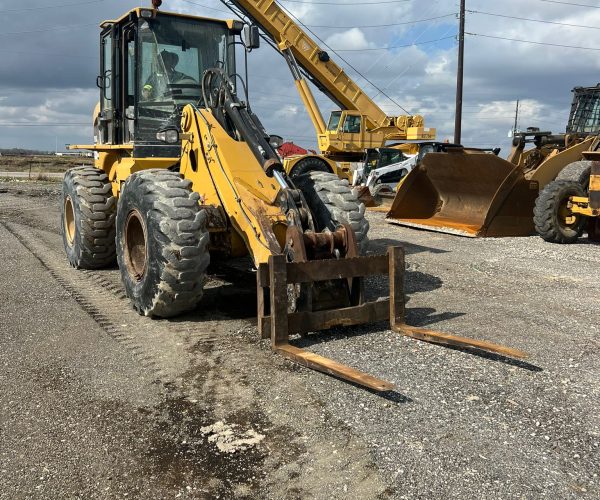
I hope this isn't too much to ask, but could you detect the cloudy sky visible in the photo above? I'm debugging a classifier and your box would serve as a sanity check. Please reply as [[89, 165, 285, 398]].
[[1, 0, 599, 156]]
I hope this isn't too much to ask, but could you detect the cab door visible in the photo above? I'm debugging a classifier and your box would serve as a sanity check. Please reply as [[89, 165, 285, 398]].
[[98, 30, 114, 144]]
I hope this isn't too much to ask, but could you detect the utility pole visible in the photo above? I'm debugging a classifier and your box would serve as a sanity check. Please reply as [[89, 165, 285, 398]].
[[513, 99, 520, 135], [454, 0, 466, 144]]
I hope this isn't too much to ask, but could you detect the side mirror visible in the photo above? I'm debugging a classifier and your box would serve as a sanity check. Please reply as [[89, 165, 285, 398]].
[[269, 135, 283, 149], [243, 25, 260, 50]]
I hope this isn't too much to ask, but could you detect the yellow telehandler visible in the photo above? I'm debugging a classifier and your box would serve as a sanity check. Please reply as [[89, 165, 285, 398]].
[[386, 85, 600, 237], [218, 0, 435, 197], [62, 6, 524, 391]]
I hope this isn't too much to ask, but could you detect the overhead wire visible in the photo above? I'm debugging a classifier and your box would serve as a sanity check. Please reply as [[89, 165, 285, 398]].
[[536, 0, 600, 8], [333, 34, 456, 51], [0, 0, 105, 13], [466, 32, 600, 51], [0, 23, 98, 36], [305, 13, 456, 29], [280, 0, 411, 4], [275, 2, 413, 113], [468, 10, 600, 30]]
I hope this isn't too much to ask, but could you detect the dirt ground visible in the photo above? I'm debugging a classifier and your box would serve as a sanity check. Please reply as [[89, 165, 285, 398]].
[[0, 180, 598, 499], [0, 155, 91, 174]]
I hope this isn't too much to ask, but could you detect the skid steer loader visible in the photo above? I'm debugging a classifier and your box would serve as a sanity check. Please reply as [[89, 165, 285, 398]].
[[387, 85, 600, 237], [62, 6, 525, 391]]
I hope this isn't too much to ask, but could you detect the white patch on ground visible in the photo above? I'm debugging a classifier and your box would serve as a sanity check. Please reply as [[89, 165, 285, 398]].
[[200, 421, 265, 454]]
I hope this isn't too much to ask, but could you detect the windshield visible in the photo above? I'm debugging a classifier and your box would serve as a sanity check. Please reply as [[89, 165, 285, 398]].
[[327, 111, 342, 132], [136, 14, 234, 142], [379, 149, 407, 167], [568, 87, 600, 135]]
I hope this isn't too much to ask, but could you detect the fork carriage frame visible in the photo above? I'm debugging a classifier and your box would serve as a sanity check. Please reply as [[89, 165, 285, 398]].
[[257, 246, 527, 392]]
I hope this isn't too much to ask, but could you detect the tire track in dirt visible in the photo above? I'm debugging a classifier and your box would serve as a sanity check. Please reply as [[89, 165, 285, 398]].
[[2, 218, 390, 497]]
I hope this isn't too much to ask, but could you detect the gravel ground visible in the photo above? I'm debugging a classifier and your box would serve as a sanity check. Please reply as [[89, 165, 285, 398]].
[[0, 179, 598, 498]]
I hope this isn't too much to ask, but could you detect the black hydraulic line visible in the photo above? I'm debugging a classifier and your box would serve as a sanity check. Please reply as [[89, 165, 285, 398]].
[[202, 68, 283, 176]]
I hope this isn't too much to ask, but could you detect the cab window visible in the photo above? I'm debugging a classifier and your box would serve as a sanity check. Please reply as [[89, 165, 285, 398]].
[[327, 111, 342, 131], [342, 115, 361, 133]]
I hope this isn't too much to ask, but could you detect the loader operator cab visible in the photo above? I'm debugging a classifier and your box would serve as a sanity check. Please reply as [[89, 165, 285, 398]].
[[96, 8, 237, 157]]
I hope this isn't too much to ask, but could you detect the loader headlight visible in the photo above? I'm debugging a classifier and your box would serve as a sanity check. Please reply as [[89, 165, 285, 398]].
[[156, 128, 180, 144]]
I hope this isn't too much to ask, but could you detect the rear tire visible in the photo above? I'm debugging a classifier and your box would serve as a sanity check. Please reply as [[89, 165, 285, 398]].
[[295, 171, 369, 254], [288, 156, 330, 178], [116, 170, 210, 318], [61, 166, 116, 269], [556, 160, 592, 191], [371, 183, 394, 206], [533, 179, 586, 244]]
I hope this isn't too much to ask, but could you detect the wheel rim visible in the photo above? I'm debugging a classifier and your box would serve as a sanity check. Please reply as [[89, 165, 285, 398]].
[[124, 209, 147, 281], [558, 196, 578, 228], [64, 196, 75, 247]]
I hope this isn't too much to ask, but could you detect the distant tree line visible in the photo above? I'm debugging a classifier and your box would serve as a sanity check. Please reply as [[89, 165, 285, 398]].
[[0, 148, 52, 156]]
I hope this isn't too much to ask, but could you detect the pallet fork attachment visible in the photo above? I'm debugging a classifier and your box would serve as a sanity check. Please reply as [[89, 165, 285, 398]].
[[257, 246, 527, 392]]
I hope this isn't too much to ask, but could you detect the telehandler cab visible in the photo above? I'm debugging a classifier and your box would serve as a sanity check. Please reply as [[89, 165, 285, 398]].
[[62, 6, 525, 391]]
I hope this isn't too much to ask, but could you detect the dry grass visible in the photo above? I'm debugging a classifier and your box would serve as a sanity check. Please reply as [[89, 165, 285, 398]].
[[0, 155, 92, 173]]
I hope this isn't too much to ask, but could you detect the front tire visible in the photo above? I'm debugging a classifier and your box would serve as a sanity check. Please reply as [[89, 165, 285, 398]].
[[61, 166, 116, 269], [116, 170, 209, 318], [295, 171, 369, 254], [533, 180, 586, 244], [556, 160, 592, 191]]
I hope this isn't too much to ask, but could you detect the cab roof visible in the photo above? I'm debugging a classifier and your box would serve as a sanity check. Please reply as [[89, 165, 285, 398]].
[[100, 7, 235, 29]]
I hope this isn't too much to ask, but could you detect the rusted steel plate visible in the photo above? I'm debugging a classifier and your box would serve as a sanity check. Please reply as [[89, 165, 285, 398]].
[[274, 343, 395, 392], [269, 254, 289, 347], [257, 255, 389, 286], [393, 324, 528, 359], [260, 300, 389, 338]]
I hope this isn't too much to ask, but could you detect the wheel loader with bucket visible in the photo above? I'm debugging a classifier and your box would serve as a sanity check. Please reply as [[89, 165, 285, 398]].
[[387, 84, 600, 237], [62, 5, 525, 391], [534, 143, 600, 243]]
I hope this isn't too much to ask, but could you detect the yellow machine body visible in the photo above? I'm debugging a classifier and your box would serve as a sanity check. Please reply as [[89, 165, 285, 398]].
[[387, 136, 598, 237], [65, 5, 525, 391]]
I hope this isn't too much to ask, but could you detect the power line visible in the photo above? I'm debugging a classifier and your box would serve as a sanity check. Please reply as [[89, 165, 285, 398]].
[[276, 2, 413, 113], [466, 32, 600, 51], [469, 10, 600, 30], [179, 0, 232, 15], [0, 123, 90, 127], [0, 23, 98, 37], [306, 13, 457, 29], [536, 0, 600, 8], [333, 34, 456, 52], [0, 48, 96, 60], [281, 0, 411, 4], [0, 0, 105, 13]]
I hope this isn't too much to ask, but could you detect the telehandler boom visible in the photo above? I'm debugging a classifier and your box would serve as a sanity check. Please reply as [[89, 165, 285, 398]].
[[63, 6, 524, 391], [220, 0, 435, 163]]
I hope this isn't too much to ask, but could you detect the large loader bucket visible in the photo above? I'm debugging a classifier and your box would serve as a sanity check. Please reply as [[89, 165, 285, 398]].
[[386, 151, 540, 237]]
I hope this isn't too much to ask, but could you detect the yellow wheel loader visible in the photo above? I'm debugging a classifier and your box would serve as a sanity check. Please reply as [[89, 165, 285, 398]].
[[387, 85, 600, 237], [62, 6, 525, 391], [534, 147, 600, 243]]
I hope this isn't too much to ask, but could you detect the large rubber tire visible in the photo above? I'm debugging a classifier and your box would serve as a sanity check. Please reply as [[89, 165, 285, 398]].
[[295, 171, 369, 254], [556, 160, 592, 191], [61, 166, 116, 269], [371, 183, 394, 206], [288, 156, 331, 178], [533, 179, 586, 244], [115, 170, 210, 318]]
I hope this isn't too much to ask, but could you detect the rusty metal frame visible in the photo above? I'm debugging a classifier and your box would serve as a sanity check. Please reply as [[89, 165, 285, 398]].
[[257, 246, 527, 392]]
